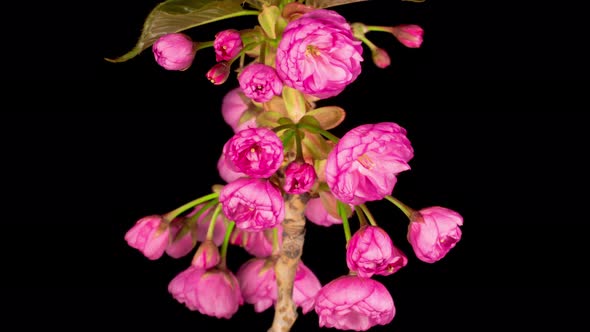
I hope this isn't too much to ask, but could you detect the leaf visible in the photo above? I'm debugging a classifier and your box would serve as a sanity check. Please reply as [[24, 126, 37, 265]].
[[244, 0, 279, 10], [305, 106, 345, 130], [282, 86, 307, 121], [106, 0, 257, 63], [305, 0, 368, 9], [256, 111, 284, 128], [258, 5, 281, 39]]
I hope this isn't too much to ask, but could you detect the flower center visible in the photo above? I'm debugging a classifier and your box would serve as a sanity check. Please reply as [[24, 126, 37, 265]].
[[305, 45, 321, 57], [357, 154, 375, 170]]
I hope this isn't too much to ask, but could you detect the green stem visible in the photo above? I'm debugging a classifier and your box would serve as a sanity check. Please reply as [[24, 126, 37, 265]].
[[273, 123, 296, 133], [354, 206, 368, 226], [337, 200, 352, 244], [164, 192, 219, 221], [359, 204, 378, 226], [220, 221, 236, 269], [195, 40, 214, 51], [259, 41, 267, 66], [294, 129, 304, 162], [384, 195, 415, 218], [297, 123, 340, 143], [357, 35, 378, 51], [229, 40, 264, 67], [365, 25, 394, 34], [206, 204, 223, 241], [185, 199, 218, 225]]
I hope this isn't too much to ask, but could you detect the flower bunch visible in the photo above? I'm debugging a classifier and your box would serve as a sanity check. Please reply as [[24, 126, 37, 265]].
[[112, 1, 461, 331]]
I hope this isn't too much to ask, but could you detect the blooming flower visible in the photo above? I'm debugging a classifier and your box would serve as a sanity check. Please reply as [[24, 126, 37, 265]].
[[222, 127, 284, 178], [221, 88, 257, 133], [293, 261, 322, 314], [275, 9, 363, 99], [169, 266, 243, 319], [217, 154, 247, 184], [238, 63, 283, 103], [219, 178, 285, 231], [390, 24, 424, 48], [346, 225, 408, 277], [315, 275, 395, 331], [214, 29, 243, 62], [283, 161, 317, 194], [236, 257, 276, 312], [408, 206, 463, 263], [124, 215, 170, 260], [305, 196, 343, 227], [206, 61, 231, 85], [325, 122, 414, 205], [152, 33, 196, 71]]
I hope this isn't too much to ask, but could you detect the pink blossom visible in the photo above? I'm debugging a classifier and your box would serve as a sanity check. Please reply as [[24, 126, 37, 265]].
[[206, 62, 231, 85], [283, 161, 317, 194], [222, 127, 284, 178], [169, 266, 243, 319], [390, 24, 424, 48], [346, 225, 408, 277], [315, 275, 395, 331], [194, 206, 228, 246], [217, 154, 247, 183], [166, 217, 196, 259], [372, 48, 391, 68], [192, 239, 220, 269], [408, 206, 463, 263], [236, 257, 276, 312], [275, 9, 363, 99], [219, 178, 285, 231], [230, 225, 282, 257], [238, 63, 283, 103], [221, 88, 257, 133], [305, 197, 343, 227], [152, 33, 196, 71], [325, 122, 414, 205], [293, 261, 322, 314], [124, 215, 170, 260], [214, 29, 243, 62]]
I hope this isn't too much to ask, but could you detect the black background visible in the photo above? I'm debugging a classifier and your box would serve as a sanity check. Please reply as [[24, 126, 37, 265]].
[[2, 0, 589, 331]]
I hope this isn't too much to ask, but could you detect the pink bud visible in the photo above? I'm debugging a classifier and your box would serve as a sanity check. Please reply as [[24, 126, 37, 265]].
[[315, 275, 395, 331], [166, 217, 196, 259], [372, 48, 391, 68], [206, 62, 231, 85], [194, 206, 227, 246], [390, 24, 424, 48], [408, 206, 463, 263], [124, 215, 170, 260], [305, 197, 342, 227], [293, 261, 322, 314], [238, 63, 283, 103], [152, 33, 197, 71], [219, 178, 285, 231], [326, 122, 414, 205], [222, 127, 284, 178], [283, 161, 317, 194], [192, 239, 221, 269], [217, 153, 247, 184], [346, 225, 408, 277], [221, 88, 258, 133], [214, 29, 243, 62], [230, 225, 282, 257], [236, 257, 276, 312]]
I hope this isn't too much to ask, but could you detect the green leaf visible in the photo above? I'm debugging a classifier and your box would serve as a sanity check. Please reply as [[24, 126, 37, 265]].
[[106, 0, 259, 63], [258, 5, 281, 39], [280, 129, 296, 149], [305, 0, 368, 9], [282, 86, 307, 121], [305, 106, 345, 130], [256, 111, 284, 128]]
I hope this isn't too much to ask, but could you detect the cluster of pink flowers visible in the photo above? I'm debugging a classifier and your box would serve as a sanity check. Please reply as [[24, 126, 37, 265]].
[[122, 3, 459, 332]]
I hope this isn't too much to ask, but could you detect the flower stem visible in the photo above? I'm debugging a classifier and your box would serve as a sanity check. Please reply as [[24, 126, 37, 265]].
[[337, 200, 352, 244], [297, 123, 340, 143], [365, 25, 394, 34], [357, 34, 379, 51], [384, 195, 415, 218], [164, 192, 219, 221], [206, 204, 223, 241], [195, 40, 214, 51], [294, 129, 304, 162], [273, 123, 296, 133], [359, 204, 378, 226], [354, 206, 368, 226], [219, 221, 235, 269], [186, 199, 218, 226]]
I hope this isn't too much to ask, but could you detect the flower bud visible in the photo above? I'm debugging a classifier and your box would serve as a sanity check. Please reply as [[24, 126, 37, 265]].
[[152, 33, 197, 71], [206, 62, 231, 85]]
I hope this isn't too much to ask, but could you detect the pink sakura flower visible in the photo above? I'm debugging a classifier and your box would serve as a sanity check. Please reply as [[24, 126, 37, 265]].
[[293, 261, 322, 314], [275, 9, 363, 99], [230, 225, 282, 257], [390, 24, 424, 48], [238, 63, 283, 103], [191, 239, 220, 269], [346, 225, 408, 277], [283, 161, 317, 194], [214, 29, 243, 62], [168, 266, 243, 319], [217, 153, 247, 184], [206, 61, 231, 85], [152, 33, 196, 71], [219, 178, 285, 231], [236, 257, 276, 312], [222, 127, 284, 178], [166, 217, 196, 259], [315, 275, 395, 331], [194, 206, 228, 246], [305, 196, 342, 227], [221, 88, 257, 133], [124, 215, 170, 260], [408, 206, 463, 263], [325, 122, 414, 205]]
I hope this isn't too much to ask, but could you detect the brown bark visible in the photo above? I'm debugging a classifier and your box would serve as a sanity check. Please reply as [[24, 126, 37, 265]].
[[268, 193, 309, 332]]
